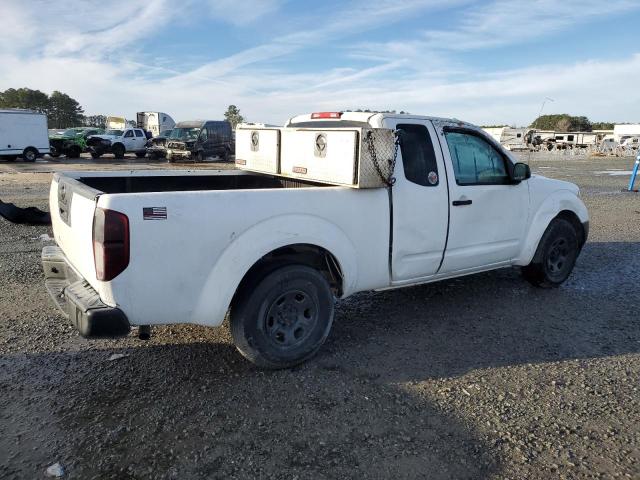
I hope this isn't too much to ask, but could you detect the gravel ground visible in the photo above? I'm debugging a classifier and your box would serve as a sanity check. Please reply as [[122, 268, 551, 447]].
[[0, 154, 639, 479]]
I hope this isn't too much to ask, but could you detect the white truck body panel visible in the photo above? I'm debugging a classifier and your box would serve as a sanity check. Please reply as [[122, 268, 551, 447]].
[[235, 127, 281, 174], [48, 113, 589, 332], [0, 109, 50, 156], [106, 116, 127, 130], [137, 112, 176, 137]]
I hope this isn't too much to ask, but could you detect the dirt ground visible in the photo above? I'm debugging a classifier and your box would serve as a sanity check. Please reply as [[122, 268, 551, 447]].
[[0, 153, 639, 479]]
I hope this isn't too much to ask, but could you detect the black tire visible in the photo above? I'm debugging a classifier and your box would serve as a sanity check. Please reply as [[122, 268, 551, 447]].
[[231, 265, 335, 369], [49, 147, 61, 158], [222, 148, 231, 162], [22, 147, 38, 162], [112, 144, 125, 159], [194, 151, 205, 162], [67, 145, 81, 158], [135, 151, 146, 158], [90, 152, 102, 159], [522, 218, 579, 288]]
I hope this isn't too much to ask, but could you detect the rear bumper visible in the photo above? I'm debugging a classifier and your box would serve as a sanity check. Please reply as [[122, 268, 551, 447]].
[[42, 245, 130, 338]]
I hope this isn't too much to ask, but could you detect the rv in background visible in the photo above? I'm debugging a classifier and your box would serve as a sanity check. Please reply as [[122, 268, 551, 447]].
[[613, 124, 640, 142], [136, 112, 175, 137], [0, 109, 50, 162], [482, 127, 534, 151]]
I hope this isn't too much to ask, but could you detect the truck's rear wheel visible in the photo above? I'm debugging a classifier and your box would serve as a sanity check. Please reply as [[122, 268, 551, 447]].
[[135, 151, 146, 158], [90, 152, 101, 159], [112, 144, 125, 159], [522, 218, 579, 288], [22, 147, 38, 162], [231, 265, 335, 369]]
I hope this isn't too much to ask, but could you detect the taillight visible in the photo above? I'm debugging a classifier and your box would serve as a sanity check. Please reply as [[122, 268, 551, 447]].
[[93, 208, 129, 281], [311, 112, 342, 119]]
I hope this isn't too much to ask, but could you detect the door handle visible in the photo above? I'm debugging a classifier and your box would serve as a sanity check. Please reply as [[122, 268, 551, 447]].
[[452, 199, 472, 206]]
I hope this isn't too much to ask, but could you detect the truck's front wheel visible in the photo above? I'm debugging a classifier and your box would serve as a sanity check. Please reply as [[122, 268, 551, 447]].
[[231, 265, 335, 369], [522, 218, 579, 288]]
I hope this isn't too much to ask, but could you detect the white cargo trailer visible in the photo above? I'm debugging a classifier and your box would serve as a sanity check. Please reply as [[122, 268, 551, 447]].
[[136, 112, 176, 137], [0, 109, 50, 161]]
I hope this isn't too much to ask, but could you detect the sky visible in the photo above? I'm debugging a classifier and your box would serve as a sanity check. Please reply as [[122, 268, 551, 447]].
[[1, 0, 639, 126]]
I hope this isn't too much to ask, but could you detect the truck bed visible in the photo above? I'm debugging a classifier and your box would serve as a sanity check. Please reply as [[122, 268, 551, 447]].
[[77, 171, 326, 194]]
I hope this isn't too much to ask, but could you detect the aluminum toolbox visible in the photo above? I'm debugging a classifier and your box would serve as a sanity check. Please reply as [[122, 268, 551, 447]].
[[235, 126, 281, 174], [279, 127, 396, 188]]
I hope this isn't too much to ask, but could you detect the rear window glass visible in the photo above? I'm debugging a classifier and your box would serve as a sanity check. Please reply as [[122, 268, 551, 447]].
[[397, 124, 439, 187]]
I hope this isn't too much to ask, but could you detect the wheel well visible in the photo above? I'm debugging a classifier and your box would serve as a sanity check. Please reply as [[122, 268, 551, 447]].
[[232, 244, 344, 306], [555, 210, 586, 247]]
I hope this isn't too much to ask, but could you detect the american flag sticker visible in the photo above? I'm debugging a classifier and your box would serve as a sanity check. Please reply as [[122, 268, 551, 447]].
[[143, 207, 167, 220]]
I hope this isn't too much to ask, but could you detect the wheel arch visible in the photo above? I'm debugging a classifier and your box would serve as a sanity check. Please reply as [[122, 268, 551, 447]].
[[514, 190, 588, 266], [191, 214, 358, 327]]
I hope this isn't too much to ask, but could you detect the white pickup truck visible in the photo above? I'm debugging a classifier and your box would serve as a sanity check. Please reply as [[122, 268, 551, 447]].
[[42, 112, 588, 369], [86, 128, 148, 159]]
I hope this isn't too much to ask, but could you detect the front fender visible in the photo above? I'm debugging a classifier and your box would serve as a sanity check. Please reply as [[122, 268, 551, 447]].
[[514, 190, 589, 266], [192, 214, 359, 327]]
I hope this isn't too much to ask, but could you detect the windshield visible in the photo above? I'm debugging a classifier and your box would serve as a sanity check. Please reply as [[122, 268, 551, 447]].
[[161, 130, 172, 137], [169, 128, 200, 140], [105, 129, 123, 136], [62, 129, 82, 137]]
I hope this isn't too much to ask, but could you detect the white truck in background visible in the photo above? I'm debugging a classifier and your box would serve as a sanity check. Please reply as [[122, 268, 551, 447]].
[[136, 112, 176, 137], [42, 111, 589, 369], [0, 109, 50, 162]]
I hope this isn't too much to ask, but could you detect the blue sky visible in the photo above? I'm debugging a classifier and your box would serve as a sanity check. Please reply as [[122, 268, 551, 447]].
[[1, 0, 639, 126]]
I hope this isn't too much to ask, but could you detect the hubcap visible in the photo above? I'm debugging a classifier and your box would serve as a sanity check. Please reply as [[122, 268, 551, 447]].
[[546, 237, 569, 274], [264, 289, 318, 349]]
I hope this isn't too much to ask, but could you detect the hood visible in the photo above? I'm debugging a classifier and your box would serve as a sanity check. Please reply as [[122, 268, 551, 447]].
[[529, 174, 580, 196], [90, 134, 118, 141]]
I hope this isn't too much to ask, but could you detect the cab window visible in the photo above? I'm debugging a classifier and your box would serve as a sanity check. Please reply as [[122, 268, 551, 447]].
[[135, 129, 144, 137], [397, 123, 439, 187], [199, 128, 208, 141], [444, 130, 509, 185], [124, 130, 134, 138]]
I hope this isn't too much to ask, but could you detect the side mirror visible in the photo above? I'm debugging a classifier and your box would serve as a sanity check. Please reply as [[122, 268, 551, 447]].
[[512, 162, 531, 182]]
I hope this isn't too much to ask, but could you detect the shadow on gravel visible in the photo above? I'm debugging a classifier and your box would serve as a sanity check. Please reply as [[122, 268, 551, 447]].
[[325, 241, 640, 382], [2, 242, 638, 479]]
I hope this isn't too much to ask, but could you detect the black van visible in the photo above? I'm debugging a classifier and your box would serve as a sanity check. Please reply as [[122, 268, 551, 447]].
[[166, 120, 234, 162]]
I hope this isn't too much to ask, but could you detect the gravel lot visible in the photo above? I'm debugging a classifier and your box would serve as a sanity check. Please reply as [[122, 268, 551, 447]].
[[0, 153, 639, 479]]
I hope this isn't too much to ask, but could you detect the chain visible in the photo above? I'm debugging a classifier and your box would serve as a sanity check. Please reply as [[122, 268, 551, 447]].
[[366, 129, 401, 187]]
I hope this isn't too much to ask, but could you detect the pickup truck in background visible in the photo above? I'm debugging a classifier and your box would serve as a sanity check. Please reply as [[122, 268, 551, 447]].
[[86, 127, 149, 159], [42, 112, 588, 369]]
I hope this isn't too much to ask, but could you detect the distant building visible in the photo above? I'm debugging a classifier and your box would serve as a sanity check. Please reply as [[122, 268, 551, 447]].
[[614, 124, 640, 142]]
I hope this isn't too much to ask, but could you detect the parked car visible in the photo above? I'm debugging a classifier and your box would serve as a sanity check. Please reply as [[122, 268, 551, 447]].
[[166, 120, 233, 162], [0, 109, 50, 162], [42, 111, 588, 369], [49, 127, 104, 158], [86, 128, 148, 159], [145, 129, 173, 160]]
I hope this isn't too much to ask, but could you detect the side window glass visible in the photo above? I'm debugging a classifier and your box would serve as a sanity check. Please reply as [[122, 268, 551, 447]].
[[397, 123, 439, 187], [135, 129, 144, 137], [199, 128, 208, 141], [124, 130, 134, 138], [444, 131, 509, 185]]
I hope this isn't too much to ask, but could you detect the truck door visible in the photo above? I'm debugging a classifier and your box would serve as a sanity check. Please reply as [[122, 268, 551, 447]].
[[134, 129, 146, 150], [389, 120, 450, 282], [122, 130, 136, 151], [437, 126, 529, 273]]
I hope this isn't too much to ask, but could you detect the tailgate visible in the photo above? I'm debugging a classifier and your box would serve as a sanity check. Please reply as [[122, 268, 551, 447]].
[[49, 173, 101, 289]]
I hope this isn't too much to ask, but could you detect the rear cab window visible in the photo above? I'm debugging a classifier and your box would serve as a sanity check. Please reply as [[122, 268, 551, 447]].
[[397, 123, 439, 187]]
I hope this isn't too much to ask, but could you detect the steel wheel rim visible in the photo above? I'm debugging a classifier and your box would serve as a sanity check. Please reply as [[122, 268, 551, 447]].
[[25, 151, 35, 161], [264, 289, 318, 350], [547, 237, 570, 274]]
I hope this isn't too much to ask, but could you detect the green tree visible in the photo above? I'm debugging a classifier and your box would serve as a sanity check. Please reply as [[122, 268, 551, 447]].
[[0, 87, 50, 113], [82, 115, 107, 128], [530, 114, 592, 132], [48, 91, 84, 129], [591, 122, 615, 130], [224, 105, 244, 128]]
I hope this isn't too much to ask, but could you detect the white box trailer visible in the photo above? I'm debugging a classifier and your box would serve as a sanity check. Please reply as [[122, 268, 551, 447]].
[[235, 125, 395, 188], [136, 112, 176, 137], [0, 109, 50, 161]]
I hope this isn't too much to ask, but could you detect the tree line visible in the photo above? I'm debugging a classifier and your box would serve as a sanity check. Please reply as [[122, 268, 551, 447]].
[[0, 88, 85, 129], [530, 114, 615, 132]]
